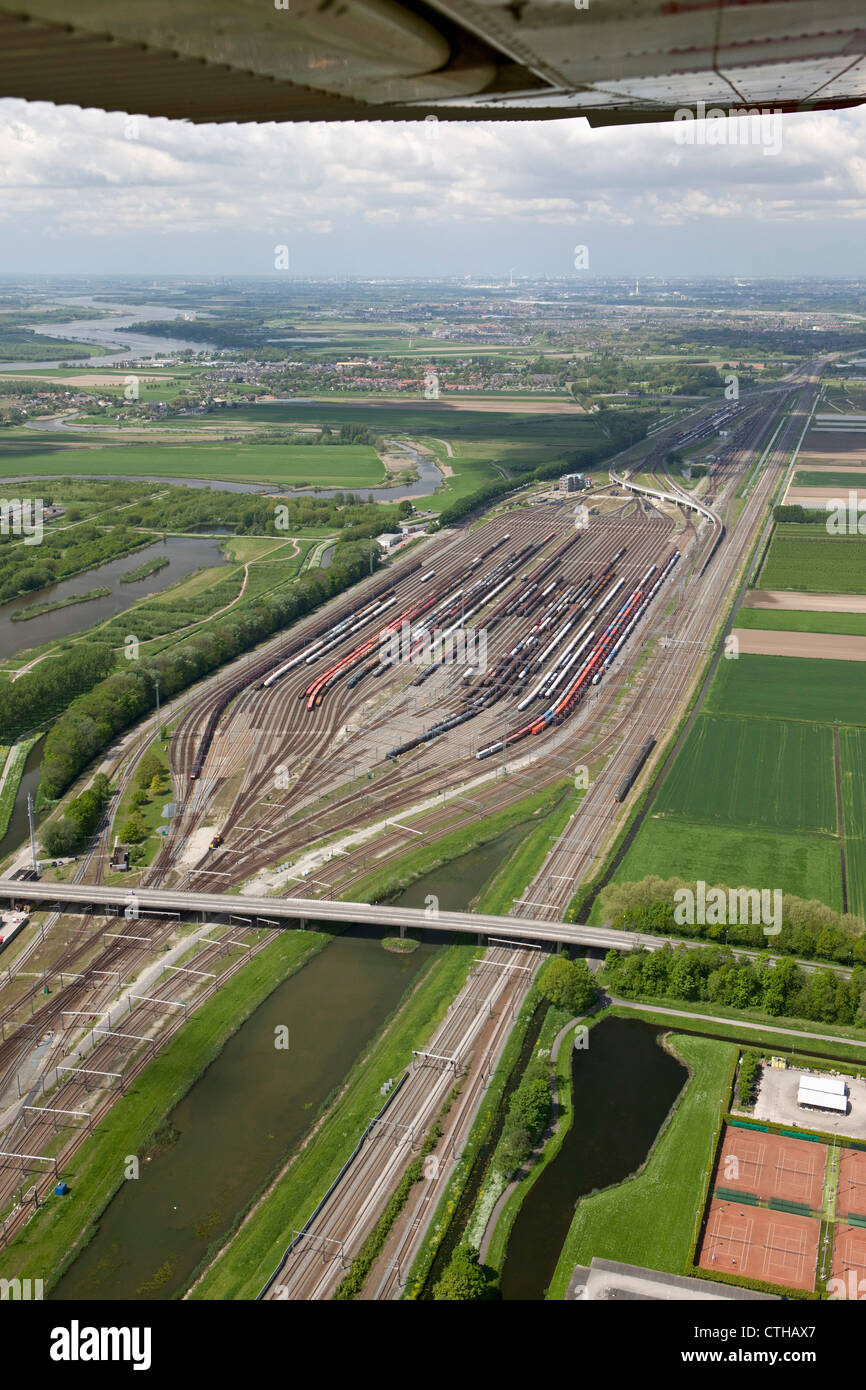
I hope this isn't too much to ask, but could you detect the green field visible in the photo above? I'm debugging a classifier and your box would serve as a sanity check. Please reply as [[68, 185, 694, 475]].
[[706, 653, 866, 726], [606, 818, 843, 911], [736, 607, 866, 637], [0, 441, 386, 488], [757, 527, 866, 593], [655, 715, 836, 835], [845, 841, 866, 925], [840, 727, 866, 919], [547, 1034, 736, 1298], [794, 470, 866, 489], [840, 728, 866, 841]]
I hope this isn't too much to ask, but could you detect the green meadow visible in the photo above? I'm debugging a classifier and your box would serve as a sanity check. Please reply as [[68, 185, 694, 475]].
[[0, 441, 385, 488], [654, 714, 836, 835], [735, 607, 866, 637], [706, 653, 866, 726]]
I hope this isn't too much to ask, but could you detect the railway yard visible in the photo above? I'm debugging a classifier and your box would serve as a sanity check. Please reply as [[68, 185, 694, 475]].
[[0, 357, 829, 1298]]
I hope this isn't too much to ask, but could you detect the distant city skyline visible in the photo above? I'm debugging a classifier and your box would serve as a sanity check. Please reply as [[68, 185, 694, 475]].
[[1, 99, 865, 279]]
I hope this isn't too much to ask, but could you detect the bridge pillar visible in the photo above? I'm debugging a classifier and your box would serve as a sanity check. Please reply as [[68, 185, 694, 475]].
[[477, 932, 483, 947]]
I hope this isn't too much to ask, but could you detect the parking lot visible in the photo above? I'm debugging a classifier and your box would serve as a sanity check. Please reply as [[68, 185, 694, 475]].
[[740, 1064, 866, 1140]]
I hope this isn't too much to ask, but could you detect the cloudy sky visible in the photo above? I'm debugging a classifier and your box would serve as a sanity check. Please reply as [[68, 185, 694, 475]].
[[1, 98, 864, 278]]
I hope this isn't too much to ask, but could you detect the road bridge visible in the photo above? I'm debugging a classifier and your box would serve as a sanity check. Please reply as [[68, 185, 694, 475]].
[[0, 876, 632, 949], [0, 879, 850, 978]]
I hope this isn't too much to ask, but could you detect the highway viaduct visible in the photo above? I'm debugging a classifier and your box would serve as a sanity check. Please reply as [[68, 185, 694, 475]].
[[0, 876, 639, 950], [0, 879, 845, 978]]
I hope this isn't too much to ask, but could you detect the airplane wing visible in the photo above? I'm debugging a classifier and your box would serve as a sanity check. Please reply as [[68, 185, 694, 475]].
[[0, 0, 864, 124]]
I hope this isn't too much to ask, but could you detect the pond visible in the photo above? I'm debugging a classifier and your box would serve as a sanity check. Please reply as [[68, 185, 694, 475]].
[[499, 1015, 688, 1300]]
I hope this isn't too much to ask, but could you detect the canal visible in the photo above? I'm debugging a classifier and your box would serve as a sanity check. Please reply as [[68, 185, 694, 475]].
[[51, 823, 531, 1300]]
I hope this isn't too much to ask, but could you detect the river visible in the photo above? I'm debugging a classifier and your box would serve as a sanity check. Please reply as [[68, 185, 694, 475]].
[[0, 535, 228, 662], [20, 421, 445, 501], [1, 295, 219, 371]]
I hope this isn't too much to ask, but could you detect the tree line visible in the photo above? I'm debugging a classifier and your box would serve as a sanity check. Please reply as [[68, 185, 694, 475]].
[[605, 943, 866, 1028], [598, 876, 866, 967], [41, 772, 111, 856], [0, 643, 116, 743]]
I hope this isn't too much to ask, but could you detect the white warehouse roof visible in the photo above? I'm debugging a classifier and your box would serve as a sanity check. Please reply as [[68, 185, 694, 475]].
[[800, 1074, 847, 1096], [798, 1084, 847, 1114]]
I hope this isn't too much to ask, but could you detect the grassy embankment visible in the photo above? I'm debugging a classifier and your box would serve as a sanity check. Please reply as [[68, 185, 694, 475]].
[[343, 778, 574, 905], [10, 589, 110, 622], [545, 1032, 736, 1298], [605, 1000, 866, 1064], [0, 734, 42, 839]]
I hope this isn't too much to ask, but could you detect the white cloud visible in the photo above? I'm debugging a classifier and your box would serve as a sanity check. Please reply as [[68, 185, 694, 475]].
[[0, 99, 864, 271]]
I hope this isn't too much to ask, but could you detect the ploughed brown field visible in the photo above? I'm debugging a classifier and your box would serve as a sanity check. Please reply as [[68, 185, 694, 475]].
[[784, 486, 860, 504], [745, 590, 866, 613], [731, 628, 866, 661]]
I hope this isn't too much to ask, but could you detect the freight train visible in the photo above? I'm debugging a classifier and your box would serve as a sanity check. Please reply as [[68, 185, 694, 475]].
[[613, 737, 656, 802]]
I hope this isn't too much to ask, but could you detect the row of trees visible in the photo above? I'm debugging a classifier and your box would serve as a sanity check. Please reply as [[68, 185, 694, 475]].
[[497, 1039, 553, 1177], [598, 876, 866, 967], [40, 772, 111, 856], [737, 1050, 762, 1106], [0, 643, 115, 744], [605, 942, 866, 1027], [38, 540, 378, 802], [773, 504, 827, 524]]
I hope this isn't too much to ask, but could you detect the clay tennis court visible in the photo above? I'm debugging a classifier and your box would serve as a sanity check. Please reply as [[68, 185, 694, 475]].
[[717, 1126, 827, 1208], [699, 1198, 819, 1292], [830, 1225, 866, 1297], [837, 1149, 866, 1220]]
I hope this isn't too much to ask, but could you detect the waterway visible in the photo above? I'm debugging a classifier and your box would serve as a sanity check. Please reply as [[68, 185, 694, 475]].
[[50, 926, 436, 1301], [19, 426, 444, 502], [499, 1015, 688, 1300], [384, 822, 528, 915], [1, 295, 219, 371], [49, 821, 530, 1300], [0, 739, 43, 867], [0, 535, 228, 662]]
